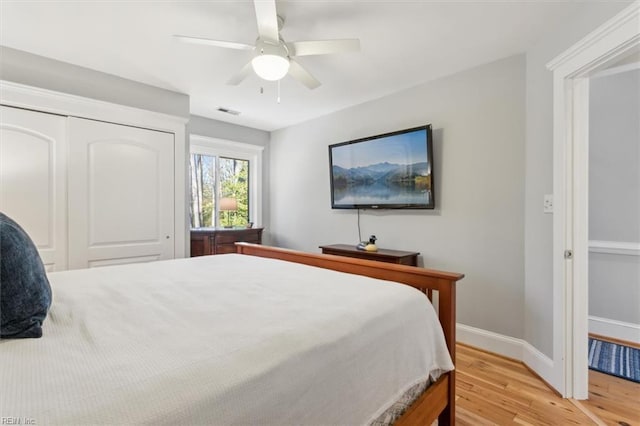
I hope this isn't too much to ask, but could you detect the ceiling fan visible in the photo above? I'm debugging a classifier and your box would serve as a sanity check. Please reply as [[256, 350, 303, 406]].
[[175, 0, 360, 90]]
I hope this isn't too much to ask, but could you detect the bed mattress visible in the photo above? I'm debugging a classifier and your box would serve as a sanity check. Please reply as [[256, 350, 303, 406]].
[[0, 254, 453, 425]]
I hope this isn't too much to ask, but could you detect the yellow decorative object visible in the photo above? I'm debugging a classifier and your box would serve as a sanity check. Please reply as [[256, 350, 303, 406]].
[[364, 244, 378, 252]]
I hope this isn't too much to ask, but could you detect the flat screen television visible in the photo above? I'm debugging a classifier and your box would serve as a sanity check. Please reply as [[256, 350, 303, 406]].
[[329, 124, 434, 209]]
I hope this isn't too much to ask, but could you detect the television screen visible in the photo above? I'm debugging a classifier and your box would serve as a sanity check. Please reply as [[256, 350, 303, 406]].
[[329, 125, 434, 209]]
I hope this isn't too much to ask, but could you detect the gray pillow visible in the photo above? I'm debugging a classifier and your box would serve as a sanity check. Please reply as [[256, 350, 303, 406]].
[[0, 212, 52, 338]]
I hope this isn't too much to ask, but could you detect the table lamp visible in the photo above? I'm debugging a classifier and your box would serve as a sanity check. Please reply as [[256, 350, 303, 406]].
[[219, 197, 237, 228]]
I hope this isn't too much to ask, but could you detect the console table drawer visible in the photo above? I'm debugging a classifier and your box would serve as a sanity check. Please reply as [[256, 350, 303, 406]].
[[319, 244, 419, 266]]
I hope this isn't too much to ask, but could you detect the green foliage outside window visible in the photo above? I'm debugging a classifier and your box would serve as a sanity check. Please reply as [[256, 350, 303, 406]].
[[190, 154, 249, 228], [219, 157, 249, 227]]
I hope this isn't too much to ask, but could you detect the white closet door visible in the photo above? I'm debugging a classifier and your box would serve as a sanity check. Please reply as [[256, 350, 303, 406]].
[[0, 106, 67, 271], [68, 118, 174, 269]]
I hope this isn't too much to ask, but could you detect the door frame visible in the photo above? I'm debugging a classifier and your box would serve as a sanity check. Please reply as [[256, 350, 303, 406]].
[[547, 1, 640, 399]]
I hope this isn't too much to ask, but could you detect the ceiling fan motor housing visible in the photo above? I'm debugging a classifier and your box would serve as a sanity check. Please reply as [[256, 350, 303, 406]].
[[252, 38, 290, 81], [254, 38, 289, 58]]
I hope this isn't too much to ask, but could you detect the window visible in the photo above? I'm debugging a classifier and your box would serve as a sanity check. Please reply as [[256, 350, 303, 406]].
[[189, 136, 263, 229]]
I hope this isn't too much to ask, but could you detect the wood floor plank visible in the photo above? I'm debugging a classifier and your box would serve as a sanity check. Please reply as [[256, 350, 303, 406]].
[[589, 370, 640, 400], [453, 343, 639, 425], [583, 372, 640, 426], [456, 388, 518, 424], [458, 371, 533, 410], [456, 406, 499, 426]]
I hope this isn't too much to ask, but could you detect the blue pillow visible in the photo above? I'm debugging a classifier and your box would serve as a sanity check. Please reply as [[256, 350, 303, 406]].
[[0, 212, 52, 339]]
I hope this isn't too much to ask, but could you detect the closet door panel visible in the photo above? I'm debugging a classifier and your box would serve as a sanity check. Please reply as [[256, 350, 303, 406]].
[[68, 118, 174, 269], [0, 106, 67, 271], [89, 141, 161, 244]]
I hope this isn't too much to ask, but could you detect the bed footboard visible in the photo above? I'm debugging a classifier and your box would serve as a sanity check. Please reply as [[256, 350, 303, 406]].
[[235, 243, 464, 425]]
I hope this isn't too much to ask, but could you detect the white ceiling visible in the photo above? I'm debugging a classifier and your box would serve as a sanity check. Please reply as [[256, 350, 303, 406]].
[[0, 1, 606, 131]]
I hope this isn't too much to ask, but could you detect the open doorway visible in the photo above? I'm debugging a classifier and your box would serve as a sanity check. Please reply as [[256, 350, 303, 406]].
[[547, 2, 639, 400], [583, 61, 640, 423], [588, 65, 640, 349]]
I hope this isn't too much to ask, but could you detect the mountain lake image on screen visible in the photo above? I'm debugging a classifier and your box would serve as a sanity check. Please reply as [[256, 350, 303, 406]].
[[329, 125, 434, 209]]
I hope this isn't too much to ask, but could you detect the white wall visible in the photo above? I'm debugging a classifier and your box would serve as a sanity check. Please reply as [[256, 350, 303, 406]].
[[523, 1, 631, 357], [589, 69, 640, 327], [270, 55, 526, 339], [0, 46, 189, 118]]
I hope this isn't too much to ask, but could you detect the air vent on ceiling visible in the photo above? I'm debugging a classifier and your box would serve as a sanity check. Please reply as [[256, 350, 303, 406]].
[[217, 107, 240, 116]]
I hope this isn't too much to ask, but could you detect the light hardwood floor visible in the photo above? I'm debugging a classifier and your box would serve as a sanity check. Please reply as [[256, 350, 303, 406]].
[[455, 344, 640, 425], [583, 370, 640, 426]]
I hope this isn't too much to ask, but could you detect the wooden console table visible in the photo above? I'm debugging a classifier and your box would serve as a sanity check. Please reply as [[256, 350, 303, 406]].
[[319, 244, 419, 266], [191, 227, 263, 256]]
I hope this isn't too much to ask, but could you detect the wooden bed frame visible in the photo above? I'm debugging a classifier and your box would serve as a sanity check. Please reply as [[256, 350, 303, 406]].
[[236, 243, 465, 426]]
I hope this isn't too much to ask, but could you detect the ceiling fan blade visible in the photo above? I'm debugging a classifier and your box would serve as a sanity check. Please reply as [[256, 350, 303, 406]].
[[288, 60, 321, 90], [254, 0, 279, 43], [287, 39, 360, 57], [174, 35, 254, 51], [227, 61, 254, 85]]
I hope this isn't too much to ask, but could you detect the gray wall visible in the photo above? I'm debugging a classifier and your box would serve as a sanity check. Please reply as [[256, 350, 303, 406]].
[[0, 46, 189, 118], [188, 115, 269, 147], [523, 1, 631, 357], [589, 70, 640, 242], [589, 69, 640, 325], [270, 55, 526, 340]]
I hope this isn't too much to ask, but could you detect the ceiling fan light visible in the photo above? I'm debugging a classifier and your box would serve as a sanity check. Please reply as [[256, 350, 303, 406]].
[[252, 54, 290, 81]]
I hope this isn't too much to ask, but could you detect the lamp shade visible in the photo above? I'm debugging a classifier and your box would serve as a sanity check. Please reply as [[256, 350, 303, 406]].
[[219, 197, 237, 211], [251, 54, 290, 81]]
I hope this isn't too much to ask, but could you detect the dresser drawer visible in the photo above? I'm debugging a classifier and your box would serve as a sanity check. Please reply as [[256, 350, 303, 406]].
[[191, 228, 263, 257], [215, 231, 260, 244], [215, 243, 238, 254]]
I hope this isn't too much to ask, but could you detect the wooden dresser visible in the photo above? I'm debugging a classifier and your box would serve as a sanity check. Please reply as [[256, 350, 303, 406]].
[[191, 228, 263, 256]]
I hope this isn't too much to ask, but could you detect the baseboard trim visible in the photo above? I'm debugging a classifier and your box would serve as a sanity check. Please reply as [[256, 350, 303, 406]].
[[588, 316, 640, 345], [523, 342, 559, 393], [589, 333, 640, 350], [456, 323, 560, 394], [456, 323, 524, 361]]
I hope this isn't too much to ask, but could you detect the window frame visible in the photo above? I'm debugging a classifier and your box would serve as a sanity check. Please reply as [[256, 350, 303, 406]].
[[190, 135, 264, 229]]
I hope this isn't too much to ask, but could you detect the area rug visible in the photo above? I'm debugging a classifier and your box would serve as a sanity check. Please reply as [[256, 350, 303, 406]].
[[588, 338, 640, 383]]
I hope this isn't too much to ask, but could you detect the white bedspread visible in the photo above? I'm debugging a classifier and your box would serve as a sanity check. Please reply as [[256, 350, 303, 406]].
[[0, 254, 453, 426]]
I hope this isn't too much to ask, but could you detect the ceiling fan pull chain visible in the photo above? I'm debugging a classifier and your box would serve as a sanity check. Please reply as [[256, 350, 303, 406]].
[[277, 80, 281, 104]]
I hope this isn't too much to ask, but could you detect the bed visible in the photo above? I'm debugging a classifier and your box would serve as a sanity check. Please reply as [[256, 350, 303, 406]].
[[0, 243, 464, 426]]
